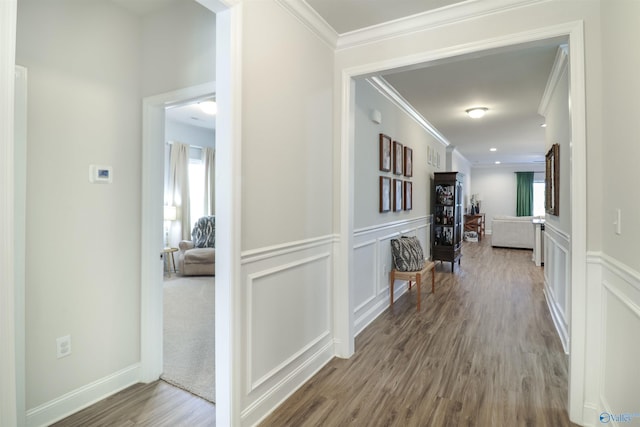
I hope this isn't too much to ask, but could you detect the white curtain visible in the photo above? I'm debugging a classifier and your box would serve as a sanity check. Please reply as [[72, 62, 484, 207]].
[[168, 142, 191, 240], [203, 147, 215, 215]]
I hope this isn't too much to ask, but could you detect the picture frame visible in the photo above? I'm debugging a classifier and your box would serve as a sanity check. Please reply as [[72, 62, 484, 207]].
[[393, 179, 403, 211], [379, 176, 391, 213], [393, 141, 403, 175], [545, 143, 560, 216], [436, 152, 441, 169], [427, 146, 432, 165], [403, 146, 413, 177], [379, 134, 392, 172], [404, 181, 412, 210]]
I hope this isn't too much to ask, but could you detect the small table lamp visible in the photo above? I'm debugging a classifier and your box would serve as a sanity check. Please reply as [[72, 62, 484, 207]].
[[163, 205, 177, 247]]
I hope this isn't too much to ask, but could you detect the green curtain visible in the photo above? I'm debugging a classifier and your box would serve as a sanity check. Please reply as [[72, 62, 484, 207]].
[[516, 172, 534, 216]]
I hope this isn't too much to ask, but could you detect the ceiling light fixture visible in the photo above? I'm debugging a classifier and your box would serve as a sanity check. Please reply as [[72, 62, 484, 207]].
[[541, 123, 547, 128], [199, 100, 217, 115], [465, 107, 488, 119], [489, 148, 497, 152], [495, 161, 501, 164]]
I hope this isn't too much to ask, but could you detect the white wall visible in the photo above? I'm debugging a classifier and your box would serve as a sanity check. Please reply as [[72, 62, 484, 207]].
[[16, 0, 142, 411], [165, 120, 215, 149], [352, 78, 439, 333], [141, 1, 216, 97], [450, 147, 472, 209], [583, 1, 640, 424], [539, 53, 571, 354], [470, 165, 544, 233], [238, 2, 335, 425], [16, 0, 217, 424], [354, 78, 434, 229], [241, 3, 333, 251]]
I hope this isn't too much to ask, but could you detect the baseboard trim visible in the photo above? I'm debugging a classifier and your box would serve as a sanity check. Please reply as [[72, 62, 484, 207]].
[[26, 364, 140, 427], [242, 341, 334, 427], [543, 286, 569, 354]]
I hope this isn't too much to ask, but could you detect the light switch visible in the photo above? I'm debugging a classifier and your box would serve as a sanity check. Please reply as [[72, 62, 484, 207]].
[[614, 208, 622, 235]]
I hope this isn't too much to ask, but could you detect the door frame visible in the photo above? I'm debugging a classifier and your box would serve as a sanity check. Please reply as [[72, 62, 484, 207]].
[[140, 1, 242, 426], [337, 21, 587, 423]]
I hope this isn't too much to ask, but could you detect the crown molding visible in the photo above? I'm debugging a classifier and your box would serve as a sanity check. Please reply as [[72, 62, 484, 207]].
[[366, 76, 450, 147], [336, 0, 545, 50], [538, 44, 569, 116], [275, 0, 339, 49]]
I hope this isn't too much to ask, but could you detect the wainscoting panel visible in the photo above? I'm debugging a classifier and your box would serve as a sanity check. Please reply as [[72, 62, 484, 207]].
[[582, 253, 640, 426], [240, 236, 335, 426], [353, 217, 430, 335], [542, 222, 571, 353]]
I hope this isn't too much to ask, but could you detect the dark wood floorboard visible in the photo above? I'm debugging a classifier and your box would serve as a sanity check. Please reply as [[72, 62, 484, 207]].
[[260, 239, 578, 427], [51, 381, 215, 427]]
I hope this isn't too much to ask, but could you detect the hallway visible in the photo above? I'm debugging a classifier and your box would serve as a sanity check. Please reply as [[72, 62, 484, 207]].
[[261, 239, 577, 426]]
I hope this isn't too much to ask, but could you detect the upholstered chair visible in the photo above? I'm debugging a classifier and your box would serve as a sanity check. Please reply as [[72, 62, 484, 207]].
[[177, 216, 215, 276]]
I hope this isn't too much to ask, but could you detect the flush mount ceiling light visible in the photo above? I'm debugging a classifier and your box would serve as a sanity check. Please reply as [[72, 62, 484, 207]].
[[489, 148, 497, 152], [465, 107, 488, 119], [199, 100, 217, 115]]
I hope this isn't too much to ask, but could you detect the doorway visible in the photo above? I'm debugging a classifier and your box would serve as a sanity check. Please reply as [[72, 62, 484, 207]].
[[339, 22, 587, 422], [161, 96, 216, 403]]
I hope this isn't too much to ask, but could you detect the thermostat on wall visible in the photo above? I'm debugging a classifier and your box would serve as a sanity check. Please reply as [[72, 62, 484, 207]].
[[89, 165, 113, 184]]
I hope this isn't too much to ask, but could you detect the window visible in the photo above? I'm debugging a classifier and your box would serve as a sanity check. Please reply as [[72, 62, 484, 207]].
[[533, 181, 545, 217], [188, 158, 205, 227]]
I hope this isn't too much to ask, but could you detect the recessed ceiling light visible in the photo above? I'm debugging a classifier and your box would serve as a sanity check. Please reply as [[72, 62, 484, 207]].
[[541, 123, 547, 128], [199, 100, 217, 115], [465, 107, 488, 119], [489, 148, 497, 152], [495, 161, 501, 164]]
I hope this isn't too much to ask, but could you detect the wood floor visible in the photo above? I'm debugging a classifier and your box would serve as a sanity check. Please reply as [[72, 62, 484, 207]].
[[54, 239, 576, 426], [260, 240, 577, 427], [51, 381, 215, 427]]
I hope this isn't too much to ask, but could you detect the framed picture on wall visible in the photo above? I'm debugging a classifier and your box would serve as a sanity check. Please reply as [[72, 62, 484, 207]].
[[427, 146, 432, 165], [404, 146, 413, 177], [404, 181, 412, 210], [545, 143, 560, 216], [379, 176, 391, 212], [436, 152, 441, 169], [393, 141, 403, 175], [393, 179, 403, 211], [379, 134, 392, 172]]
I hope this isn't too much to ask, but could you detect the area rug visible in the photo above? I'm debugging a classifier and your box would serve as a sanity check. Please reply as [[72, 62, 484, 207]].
[[161, 275, 216, 403]]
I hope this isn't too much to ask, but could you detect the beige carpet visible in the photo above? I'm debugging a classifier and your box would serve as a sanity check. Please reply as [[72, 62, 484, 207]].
[[161, 275, 215, 403]]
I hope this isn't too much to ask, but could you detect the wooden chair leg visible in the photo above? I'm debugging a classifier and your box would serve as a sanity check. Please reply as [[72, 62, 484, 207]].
[[416, 272, 421, 311], [390, 270, 395, 306]]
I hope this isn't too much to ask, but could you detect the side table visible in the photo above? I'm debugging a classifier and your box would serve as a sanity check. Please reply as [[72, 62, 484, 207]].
[[163, 247, 178, 275]]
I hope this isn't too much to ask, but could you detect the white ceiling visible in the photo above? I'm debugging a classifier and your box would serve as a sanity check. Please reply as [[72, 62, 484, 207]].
[[380, 42, 561, 166], [305, 0, 465, 34], [166, 101, 216, 130]]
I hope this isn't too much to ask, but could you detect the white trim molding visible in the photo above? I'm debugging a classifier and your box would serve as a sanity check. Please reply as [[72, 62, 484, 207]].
[[240, 236, 335, 426], [543, 223, 571, 354], [538, 44, 569, 116], [365, 77, 450, 147], [275, 0, 338, 48], [583, 252, 640, 427], [337, 0, 545, 50], [353, 217, 431, 335], [0, 2, 18, 426], [26, 365, 140, 427]]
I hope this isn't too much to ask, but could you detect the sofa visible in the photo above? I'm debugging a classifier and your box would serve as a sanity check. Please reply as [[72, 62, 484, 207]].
[[491, 215, 535, 249], [178, 216, 215, 276]]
